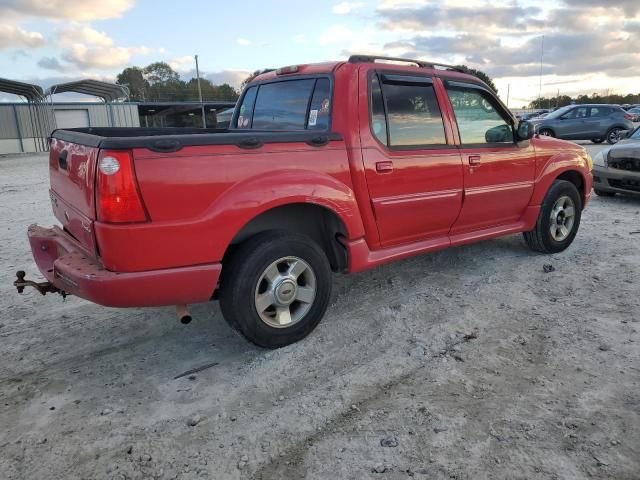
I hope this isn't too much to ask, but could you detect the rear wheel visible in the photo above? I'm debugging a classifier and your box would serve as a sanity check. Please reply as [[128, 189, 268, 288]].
[[523, 180, 582, 253], [219, 231, 332, 348], [606, 127, 623, 144], [591, 138, 604, 144], [538, 128, 554, 137], [594, 188, 615, 197]]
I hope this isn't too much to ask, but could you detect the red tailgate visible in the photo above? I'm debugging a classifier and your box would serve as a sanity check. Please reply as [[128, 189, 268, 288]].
[[49, 138, 98, 254]]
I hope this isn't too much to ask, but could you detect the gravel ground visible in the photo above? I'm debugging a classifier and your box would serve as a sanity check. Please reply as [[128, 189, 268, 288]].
[[1, 146, 638, 480]]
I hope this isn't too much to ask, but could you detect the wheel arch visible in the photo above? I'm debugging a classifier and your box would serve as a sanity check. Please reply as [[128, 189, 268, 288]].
[[225, 202, 351, 272], [531, 152, 592, 207]]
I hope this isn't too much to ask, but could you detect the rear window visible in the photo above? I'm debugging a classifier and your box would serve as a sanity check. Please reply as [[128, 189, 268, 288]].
[[235, 78, 331, 130]]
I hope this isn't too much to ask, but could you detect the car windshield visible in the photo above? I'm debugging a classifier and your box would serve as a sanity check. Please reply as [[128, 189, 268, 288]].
[[544, 105, 574, 119]]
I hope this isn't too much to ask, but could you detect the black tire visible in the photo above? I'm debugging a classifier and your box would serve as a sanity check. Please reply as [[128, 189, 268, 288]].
[[538, 128, 554, 138], [591, 138, 604, 144], [523, 180, 582, 254], [594, 188, 615, 197], [606, 127, 623, 144], [219, 230, 332, 348]]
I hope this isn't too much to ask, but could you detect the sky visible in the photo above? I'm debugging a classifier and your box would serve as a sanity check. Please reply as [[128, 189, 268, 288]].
[[0, 0, 638, 107]]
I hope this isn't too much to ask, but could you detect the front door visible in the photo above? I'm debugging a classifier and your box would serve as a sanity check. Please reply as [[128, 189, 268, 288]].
[[556, 106, 588, 139], [443, 81, 536, 235], [360, 71, 464, 247]]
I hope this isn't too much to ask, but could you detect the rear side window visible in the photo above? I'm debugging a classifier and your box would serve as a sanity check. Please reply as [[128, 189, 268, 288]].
[[235, 78, 331, 130], [590, 107, 610, 117], [446, 86, 513, 144], [307, 78, 331, 130], [236, 86, 257, 128], [370, 74, 447, 147]]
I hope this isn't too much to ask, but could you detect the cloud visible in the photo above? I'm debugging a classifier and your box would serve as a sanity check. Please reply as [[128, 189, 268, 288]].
[[37, 56, 66, 71], [237, 38, 251, 46], [561, 0, 640, 17], [205, 70, 250, 89], [62, 44, 152, 69], [168, 55, 195, 72], [378, 3, 543, 34], [332, 2, 365, 15], [0, 0, 134, 21], [57, 25, 114, 47], [0, 24, 44, 49]]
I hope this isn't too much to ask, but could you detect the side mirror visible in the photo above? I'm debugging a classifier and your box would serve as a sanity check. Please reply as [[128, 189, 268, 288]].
[[485, 124, 514, 143], [516, 120, 534, 141]]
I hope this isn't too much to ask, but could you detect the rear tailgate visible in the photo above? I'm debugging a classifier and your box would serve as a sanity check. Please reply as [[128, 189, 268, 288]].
[[49, 137, 98, 254]]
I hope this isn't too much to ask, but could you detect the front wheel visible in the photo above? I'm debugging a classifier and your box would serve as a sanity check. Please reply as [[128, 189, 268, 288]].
[[219, 231, 332, 348], [523, 180, 582, 254], [606, 127, 623, 144]]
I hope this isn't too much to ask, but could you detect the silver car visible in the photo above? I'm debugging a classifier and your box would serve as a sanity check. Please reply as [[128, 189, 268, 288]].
[[592, 127, 640, 197], [530, 104, 634, 144]]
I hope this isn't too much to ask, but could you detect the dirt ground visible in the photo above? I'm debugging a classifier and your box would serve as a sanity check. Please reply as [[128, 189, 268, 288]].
[[1, 147, 638, 480]]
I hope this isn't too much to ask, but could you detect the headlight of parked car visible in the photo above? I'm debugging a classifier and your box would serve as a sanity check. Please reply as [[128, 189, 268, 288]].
[[593, 149, 608, 168]]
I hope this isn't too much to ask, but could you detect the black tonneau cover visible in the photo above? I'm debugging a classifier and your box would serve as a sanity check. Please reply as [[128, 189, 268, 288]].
[[52, 127, 342, 153]]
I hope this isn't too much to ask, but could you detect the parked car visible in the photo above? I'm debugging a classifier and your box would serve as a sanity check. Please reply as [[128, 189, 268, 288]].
[[592, 127, 640, 197], [15, 55, 593, 348], [627, 107, 640, 122], [518, 109, 549, 121], [530, 104, 634, 144]]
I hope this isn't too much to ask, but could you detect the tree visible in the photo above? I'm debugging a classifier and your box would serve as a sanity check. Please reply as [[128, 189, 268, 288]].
[[116, 67, 148, 101], [241, 69, 275, 89], [143, 62, 180, 85], [455, 65, 498, 94]]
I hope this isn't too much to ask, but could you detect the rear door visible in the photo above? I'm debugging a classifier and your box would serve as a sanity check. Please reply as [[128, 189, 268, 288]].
[[443, 81, 535, 236], [585, 106, 609, 138], [360, 70, 463, 247]]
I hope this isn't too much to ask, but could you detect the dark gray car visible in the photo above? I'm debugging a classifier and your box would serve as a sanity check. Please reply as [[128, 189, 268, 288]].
[[530, 104, 634, 144], [592, 127, 640, 197]]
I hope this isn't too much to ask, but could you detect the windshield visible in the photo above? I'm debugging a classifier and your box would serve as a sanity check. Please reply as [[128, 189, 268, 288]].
[[544, 105, 574, 119]]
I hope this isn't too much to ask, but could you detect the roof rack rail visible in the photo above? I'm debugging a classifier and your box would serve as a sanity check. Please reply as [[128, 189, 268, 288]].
[[348, 55, 465, 73]]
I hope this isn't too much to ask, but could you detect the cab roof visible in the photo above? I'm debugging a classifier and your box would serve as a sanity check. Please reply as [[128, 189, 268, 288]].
[[252, 55, 486, 87]]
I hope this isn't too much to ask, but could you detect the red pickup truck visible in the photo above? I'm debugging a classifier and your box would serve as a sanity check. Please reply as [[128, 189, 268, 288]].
[[17, 55, 593, 348]]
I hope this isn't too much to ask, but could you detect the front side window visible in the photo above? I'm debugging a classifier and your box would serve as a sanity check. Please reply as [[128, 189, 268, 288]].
[[564, 107, 587, 119], [446, 86, 513, 144], [370, 74, 447, 147]]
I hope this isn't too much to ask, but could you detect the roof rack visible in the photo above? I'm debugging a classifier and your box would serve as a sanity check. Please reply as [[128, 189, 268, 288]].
[[348, 55, 465, 73]]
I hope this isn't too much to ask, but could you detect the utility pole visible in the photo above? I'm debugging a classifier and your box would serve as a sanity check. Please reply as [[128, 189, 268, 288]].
[[538, 35, 544, 107], [506, 83, 510, 108], [195, 54, 206, 128]]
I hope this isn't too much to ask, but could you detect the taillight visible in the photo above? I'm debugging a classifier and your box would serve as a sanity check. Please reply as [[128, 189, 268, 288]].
[[96, 150, 148, 223], [624, 113, 633, 120]]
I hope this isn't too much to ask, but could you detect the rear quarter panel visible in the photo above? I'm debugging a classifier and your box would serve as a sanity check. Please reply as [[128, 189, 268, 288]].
[[95, 140, 365, 272]]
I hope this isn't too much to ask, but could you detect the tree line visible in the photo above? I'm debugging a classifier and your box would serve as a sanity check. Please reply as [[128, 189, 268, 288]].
[[528, 92, 640, 110], [116, 62, 239, 102]]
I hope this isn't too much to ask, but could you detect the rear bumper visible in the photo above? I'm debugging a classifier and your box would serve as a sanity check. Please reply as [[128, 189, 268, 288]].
[[28, 225, 221, 307], [592, 166, 640, 196]]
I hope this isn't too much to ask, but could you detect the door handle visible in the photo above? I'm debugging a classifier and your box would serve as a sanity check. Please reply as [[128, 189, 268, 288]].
[[376, 161, 393, 173], [468, 155, 481, 166]]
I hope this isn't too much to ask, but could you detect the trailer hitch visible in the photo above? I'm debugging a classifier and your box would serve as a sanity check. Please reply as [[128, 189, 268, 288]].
[[14, 270, 67, 298]]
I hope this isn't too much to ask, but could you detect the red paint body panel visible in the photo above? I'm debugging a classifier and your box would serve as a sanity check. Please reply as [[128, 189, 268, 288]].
[[28, 225, 220, 307], [27, 59, 593, 308]]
